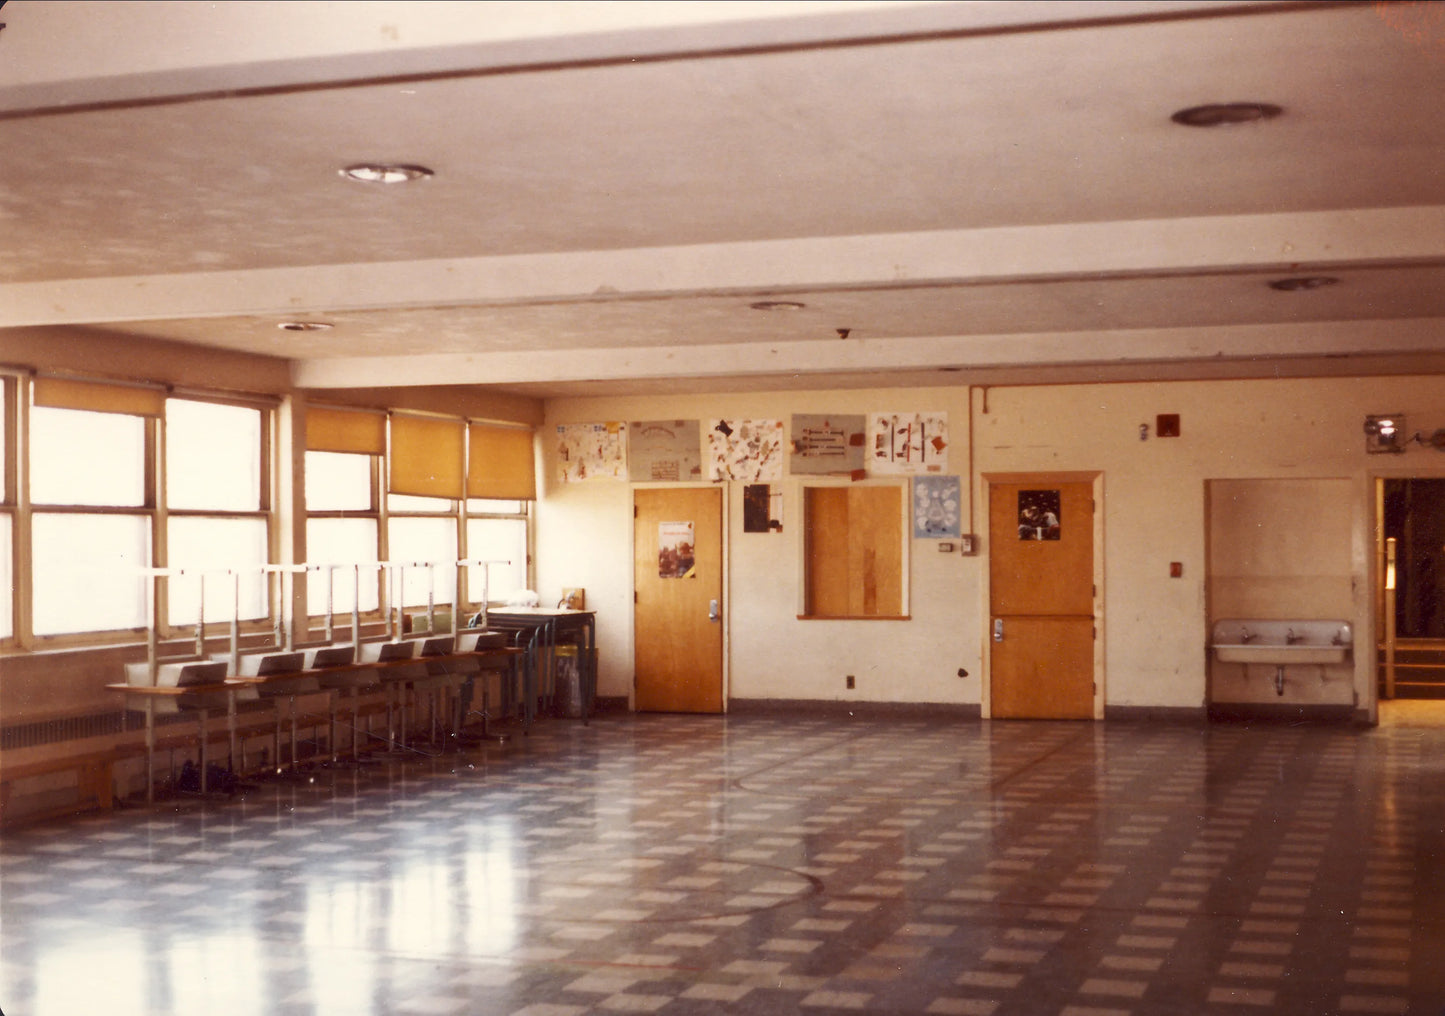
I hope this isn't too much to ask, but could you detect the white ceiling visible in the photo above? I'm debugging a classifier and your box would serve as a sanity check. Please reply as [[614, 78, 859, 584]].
[[2, 1, 1443, 397]]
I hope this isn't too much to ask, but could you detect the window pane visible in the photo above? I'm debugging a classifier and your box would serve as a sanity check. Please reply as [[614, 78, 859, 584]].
[[466, 518, 527, 603], [466, 498, 524, 515], [166, 400, 262, 511], [0, 514, 11, 639], [387, 517, 457, 607], [166, 517, 268, 625], [306, 451, 373, 511], [30, 407, 146, 507], [306, 518, 380, 615], [388, 493, 452, 512], [32, 513, 149, 635], [0, 382, 7, 503]]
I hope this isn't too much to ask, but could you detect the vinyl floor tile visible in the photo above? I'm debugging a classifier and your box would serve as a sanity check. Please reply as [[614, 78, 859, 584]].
[[3, 714, 1445, 1015]]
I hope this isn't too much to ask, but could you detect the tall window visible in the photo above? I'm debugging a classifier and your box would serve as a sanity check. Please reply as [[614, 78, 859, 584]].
[[29, 404, 151, 636], [305, 450, 379, 618], [0, 377, 12, 642], [164, 399, 268, 626]]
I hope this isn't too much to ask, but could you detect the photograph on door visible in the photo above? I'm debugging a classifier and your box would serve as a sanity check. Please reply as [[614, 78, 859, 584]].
[[1018, 489, 1061, 541]]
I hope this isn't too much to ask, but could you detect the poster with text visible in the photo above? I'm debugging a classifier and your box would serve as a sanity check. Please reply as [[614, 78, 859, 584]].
[[628, 420, 702, 482], [868, 412, 948, 474], [790, 414, 865, 475], [706, 419, 784, 483], [913, 475, 962, 538], [658, 521, 696, 578], [556, 422, 627, 482]]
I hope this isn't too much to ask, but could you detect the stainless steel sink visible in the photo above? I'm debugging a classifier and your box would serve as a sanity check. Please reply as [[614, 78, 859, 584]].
[[1210, 619, 1352, 665]]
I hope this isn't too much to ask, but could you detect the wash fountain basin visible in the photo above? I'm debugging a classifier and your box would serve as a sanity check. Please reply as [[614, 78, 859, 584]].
[[1210, 619, 1352, 665]]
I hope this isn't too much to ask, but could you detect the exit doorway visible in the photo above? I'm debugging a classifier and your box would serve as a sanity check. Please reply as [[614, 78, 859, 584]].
[[1378, 477, 1445, 701]]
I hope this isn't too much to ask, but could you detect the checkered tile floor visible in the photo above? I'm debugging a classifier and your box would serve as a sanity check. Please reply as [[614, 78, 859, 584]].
[[3, 713, 1443, 1015]]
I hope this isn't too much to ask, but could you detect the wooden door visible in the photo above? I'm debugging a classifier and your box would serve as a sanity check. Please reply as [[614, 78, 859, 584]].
[[988, 479, 1096, 719], [634, 487, 724, 712]]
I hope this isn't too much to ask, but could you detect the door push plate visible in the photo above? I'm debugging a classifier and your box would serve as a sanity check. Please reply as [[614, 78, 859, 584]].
[[993, 618, 1004, 642], [709, 599, 720, 622]]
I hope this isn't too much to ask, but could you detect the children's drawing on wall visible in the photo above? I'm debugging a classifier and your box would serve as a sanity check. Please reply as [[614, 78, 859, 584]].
[[743, 484, 783, 533], [913, 475, 961, 538], [789, 414, 865, 475], [628, 419, 702, 482], [868, 412, 948, 474], [658, 521, 696, 578], [1018, 489, 1061, 541], [556, 422, 627, 482], [706, 419, 784, 482]]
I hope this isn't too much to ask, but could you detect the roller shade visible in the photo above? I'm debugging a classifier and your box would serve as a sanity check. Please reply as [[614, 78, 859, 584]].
[[389, 414, 465, 498], [468, 424, 536, 500], [33, 376, 165, 417], [306, 406, 386, 454]]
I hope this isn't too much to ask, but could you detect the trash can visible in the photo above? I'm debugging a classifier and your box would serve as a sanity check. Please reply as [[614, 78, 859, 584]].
[[554, 645, 583, 718]]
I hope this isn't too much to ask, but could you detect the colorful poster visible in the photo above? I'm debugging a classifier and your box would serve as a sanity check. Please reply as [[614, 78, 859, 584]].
[[628, 420, 702, 482], [913, 475, 962, 539], [658, 521, 696, 578], [868, 412, 948, 474], [790, 414, 865, 475], [706, 419, 784, 483], [743, 484, 783, 533], [556, 422, 627, 482]]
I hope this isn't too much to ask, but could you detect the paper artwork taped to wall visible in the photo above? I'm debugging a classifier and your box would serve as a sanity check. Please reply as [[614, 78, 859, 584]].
[[628, 420, 702, 483], [1018, 489, 1061, 541], [790, 414, 865, 475], [743, 484, 783, 533], [868, 412, 948, 474], [913, 475, 962, 539], [658, 521, 696, 578], [556, 422, 627, 483], [706, 419, 784, 483]]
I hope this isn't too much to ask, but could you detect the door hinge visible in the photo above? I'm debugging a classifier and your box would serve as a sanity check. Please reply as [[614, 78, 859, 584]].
[[1093, 626, 1097, 640], [634, 504, 639, 518], [634, 590, 639, 604]]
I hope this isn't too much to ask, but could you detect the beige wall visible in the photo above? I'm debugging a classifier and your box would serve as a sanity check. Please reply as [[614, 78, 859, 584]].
[[538, 375, 1445, 716]]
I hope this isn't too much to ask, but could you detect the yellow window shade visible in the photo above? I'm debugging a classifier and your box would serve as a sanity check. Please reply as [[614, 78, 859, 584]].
[[468, 424, 536, 500], [389, 414, 465, 499], [33, 376, 165, 417], [306, 406, 386, 454]]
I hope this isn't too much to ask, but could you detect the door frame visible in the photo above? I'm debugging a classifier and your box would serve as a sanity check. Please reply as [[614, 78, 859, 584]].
[[980, 471, 1104, 720], [630, 483, 729, 712]]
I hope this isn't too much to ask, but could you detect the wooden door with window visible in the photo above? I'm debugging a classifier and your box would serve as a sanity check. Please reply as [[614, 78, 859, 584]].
[[988, 478, 1097, 719], [634, 487, 724, 712]]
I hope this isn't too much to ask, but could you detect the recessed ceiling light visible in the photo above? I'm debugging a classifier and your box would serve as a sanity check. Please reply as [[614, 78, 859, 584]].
[[278, 320, 334, 332], [339, 163, 434, 184], [1267, 276, 1339, 292], [749, 300, 807, 311], [1170, 102, 1282, 127]]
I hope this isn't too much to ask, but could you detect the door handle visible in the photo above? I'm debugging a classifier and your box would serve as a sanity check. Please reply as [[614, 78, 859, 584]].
[[709, 599, 720, 623], [993, 618, 1004, 642]]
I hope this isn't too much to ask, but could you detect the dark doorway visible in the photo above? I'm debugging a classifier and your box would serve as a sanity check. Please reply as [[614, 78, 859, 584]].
[[1382, 478, 1445, 639], [1380, 478, 1445, 700]]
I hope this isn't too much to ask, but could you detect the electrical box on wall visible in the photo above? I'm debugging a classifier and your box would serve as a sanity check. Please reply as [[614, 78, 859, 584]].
[[959, 534, 976, 555]]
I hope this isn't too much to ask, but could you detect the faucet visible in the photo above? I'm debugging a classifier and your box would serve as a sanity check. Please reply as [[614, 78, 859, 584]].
[[1286, 628, 1303, 645], [1239, 627, 1256, 643]]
